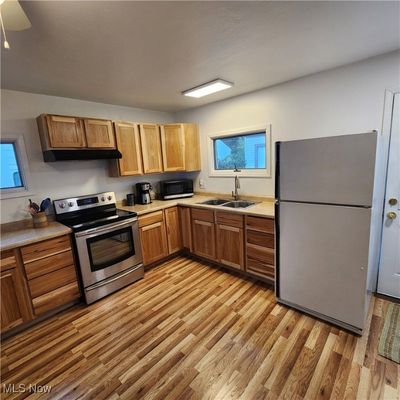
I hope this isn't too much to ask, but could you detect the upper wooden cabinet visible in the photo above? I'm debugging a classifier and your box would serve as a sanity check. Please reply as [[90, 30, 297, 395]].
[[160, 123, 201, 172], [43, 115, 86, 148], [84, 119, 115, 148], [139, 124, 164, 174], [37, 114, 116, 150], [111, 122, 143, 176]]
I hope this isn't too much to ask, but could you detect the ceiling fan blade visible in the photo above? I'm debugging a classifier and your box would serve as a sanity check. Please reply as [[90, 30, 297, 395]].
[[1, 0, 31, 31]]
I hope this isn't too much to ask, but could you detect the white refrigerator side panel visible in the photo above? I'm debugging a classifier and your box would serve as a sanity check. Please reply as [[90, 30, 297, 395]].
[[278, 202, 371, 329], [278, 132, 377, 206]]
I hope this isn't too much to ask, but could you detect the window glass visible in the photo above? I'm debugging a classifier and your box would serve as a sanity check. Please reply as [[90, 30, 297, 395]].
[[214, 132, 266, 170], [1, 142, 23, 189]]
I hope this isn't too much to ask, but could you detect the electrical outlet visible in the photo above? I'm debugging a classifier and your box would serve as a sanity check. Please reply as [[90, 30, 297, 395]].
[[199, 179, 205, 189]]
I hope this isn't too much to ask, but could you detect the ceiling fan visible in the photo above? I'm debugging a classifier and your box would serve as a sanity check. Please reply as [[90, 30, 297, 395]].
[[0, 0, 31, 49]]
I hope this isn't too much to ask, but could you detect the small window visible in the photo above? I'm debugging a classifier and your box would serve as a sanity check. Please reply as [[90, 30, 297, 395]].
[[208, 125, 271, 177], [1, 142, 24, 189]]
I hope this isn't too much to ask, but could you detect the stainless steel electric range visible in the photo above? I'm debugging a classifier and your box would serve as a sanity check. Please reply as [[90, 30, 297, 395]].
[[54, 192, 143, 304]]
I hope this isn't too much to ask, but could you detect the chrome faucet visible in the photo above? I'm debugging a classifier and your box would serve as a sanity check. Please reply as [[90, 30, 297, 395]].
[[232, 166, 241, 200]]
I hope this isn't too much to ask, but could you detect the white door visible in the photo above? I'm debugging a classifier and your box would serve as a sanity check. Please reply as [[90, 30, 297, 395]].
[[377, 93, 400, 299]]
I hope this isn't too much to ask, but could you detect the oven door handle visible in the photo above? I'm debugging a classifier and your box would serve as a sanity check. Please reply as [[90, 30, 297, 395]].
[[75, 217, 138, 237]]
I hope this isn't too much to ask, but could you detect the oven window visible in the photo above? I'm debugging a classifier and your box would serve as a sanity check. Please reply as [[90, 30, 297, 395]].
[[86, 227, 135, 271]]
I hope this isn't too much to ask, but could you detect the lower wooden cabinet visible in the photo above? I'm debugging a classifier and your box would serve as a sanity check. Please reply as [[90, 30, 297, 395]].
[[179, 206, 192, 251], [1, 250, 33, 333], [191, 209, 216, 261], [165, 207, 182, 254]]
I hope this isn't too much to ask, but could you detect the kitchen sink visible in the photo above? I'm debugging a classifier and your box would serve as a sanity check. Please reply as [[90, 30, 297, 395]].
[[198, 199, 230, 206], [222, 200, 255, 208]]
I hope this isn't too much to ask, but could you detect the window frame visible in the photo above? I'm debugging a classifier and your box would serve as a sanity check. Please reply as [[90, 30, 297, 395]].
[[207, 124, 271, 178], [0, 135, 32, 199]]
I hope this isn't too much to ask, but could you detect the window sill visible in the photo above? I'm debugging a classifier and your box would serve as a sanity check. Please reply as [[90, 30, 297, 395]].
[[208, 170, 271, 178], [0, 188, 34, 200]]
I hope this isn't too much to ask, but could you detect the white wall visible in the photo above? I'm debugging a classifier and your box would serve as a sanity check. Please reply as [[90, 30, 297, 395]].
[[0, 90, 195, 223], [174, 51, 400, 197]]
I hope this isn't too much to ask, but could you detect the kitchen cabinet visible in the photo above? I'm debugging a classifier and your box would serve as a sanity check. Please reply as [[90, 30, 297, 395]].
[[216, 212, 244, 270], [165, 207, 183, 254], [139, 123, 164, 174], [21, 235, 81, 315], [1, 250, 33, 333], [179, 206, 192, 251], [37, 114, 116, 150], [245, 216, 275, 282], [138, 211, 168, 265], [84, 119, 115, 148], [191, 208, 216, 260], [111, 121, 143, 176], [160, 123, 201, 172]]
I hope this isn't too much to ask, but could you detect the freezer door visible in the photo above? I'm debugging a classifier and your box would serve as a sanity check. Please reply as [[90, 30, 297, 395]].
[[277, 132, 377, 206], [278, 201, 371, 329]]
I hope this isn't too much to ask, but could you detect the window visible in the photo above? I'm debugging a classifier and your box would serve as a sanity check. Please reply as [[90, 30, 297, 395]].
[[208, 125, 271, 177], [1, 142, 24, 189]]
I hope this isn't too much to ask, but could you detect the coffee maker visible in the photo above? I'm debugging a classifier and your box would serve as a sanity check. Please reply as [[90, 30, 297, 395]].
[[136, 182, 152, 204]]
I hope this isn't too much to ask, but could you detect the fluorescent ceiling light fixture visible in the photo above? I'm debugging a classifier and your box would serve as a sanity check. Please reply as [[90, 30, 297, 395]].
[[182, 79, 233, 98]]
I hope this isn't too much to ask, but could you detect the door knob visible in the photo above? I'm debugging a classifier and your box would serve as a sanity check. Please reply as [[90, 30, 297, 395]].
[[387, 211, 397, 220], [388, 198, 398, 206]]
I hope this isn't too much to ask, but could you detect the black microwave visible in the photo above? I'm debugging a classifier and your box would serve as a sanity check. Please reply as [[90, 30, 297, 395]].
[[159, 179, 194, 200]]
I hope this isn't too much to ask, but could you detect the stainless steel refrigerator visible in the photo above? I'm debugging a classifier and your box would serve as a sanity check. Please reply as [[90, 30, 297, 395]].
[[275, 131, 388, 334]]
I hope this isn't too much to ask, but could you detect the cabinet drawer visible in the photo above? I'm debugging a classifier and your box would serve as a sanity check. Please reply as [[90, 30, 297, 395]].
[[246, 244, 275, 265], [25, 250, 74, 280], [246, 216, 274, 234], [1, 250, 17, 272], [21, 235, 71, 263], [246, 257, 275, 280], [246, 230, 274, 249], [29, 264, 77, 298], [192, 208, 214, 222], [32, 282, 80, 315], [216, 212, 243, 228], [138, 211, 163, 227]]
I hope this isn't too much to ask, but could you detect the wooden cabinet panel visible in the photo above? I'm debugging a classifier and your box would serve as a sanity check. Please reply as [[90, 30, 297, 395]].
[[217, 224, 244, 270], [192, 219, 216, 260], [84, 119, 115, 148], [246, 257, 275, 280], [160, 124, 185, 171], [140, 221, 168, 265], [21, 235, 71, 263], [32, 282, 80, 316], [138, 211, 164, 228], [45, 115, 86, 148], [113, 122, 143, 176], [246, 230, 274, 249], [24, 250, 74, 280], [165, 207, 182, 254], [179, 207, 192, 251], [216, 212, 244, 228], [246, 244, 275, 266], [183, 123, 201, 172], [246, 216, 274, 234], [139, 124, 163, 173], [28, 264, 78, 298], [191, 208, 214, 223], [1, 268, 24, 331]]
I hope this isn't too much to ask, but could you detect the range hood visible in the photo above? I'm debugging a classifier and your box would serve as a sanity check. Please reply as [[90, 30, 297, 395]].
[[43, 149, 122, 162]]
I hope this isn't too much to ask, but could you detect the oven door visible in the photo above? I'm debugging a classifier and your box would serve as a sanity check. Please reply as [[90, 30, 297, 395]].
[[75, 218, 143, 288]]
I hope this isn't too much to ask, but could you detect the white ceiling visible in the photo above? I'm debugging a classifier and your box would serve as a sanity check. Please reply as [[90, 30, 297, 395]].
[[1, 1, 399, 112]]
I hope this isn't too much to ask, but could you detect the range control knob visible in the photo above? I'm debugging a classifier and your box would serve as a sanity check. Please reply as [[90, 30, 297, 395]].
[[107, 195, 112, 201], [59, 202, 66, 209], [101, 196, 106, 201], [68, 202, 74, 207]]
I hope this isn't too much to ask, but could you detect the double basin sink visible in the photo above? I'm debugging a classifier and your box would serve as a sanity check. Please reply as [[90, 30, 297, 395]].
[[197, 199, 256, 208]]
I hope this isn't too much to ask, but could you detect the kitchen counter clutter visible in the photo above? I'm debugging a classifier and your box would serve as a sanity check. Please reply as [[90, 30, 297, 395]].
[[118, 194, 275, 218], [1, 220, 72, 252]]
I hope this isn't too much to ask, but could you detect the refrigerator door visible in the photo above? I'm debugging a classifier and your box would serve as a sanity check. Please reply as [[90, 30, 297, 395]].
[[277, 132, 377, 207], [278, 201, 371, 330]]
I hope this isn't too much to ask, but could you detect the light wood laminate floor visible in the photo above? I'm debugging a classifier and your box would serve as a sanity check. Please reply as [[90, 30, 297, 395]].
[[1, 256, 399, 399]]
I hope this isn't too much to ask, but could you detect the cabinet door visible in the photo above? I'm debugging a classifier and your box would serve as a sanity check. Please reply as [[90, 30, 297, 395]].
[[179, 207, 192, 251], [160, 124, 185, 171], [139, 124, 163, 173], [140, 221, 168, 265], [217, 224, 244, 270], [84, 119, 116, 148], [192, 219, 216, 260], [45, 115, 86, 148], [165, 207, 183, 254], [114, 122, 143, 176], [183, 124, 201, 171]]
